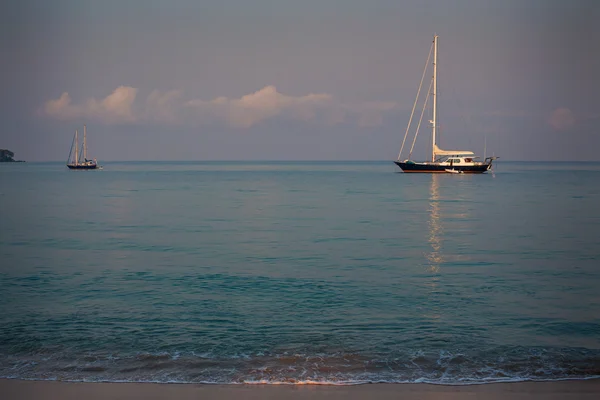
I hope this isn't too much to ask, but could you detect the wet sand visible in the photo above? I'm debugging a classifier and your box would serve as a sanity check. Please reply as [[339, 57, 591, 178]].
[[1, 379, 599, 399]]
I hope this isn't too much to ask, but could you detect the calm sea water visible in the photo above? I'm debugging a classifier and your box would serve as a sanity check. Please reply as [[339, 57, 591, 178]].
[[1, 161, 599, 385]]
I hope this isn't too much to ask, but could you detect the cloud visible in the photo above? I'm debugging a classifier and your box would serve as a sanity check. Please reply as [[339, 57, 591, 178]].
[[43, 86, 138, 123], [186, 85, 334, 128], [548, 107, 575, 131], [42, 85, 399, 128], [187, 85, 399, 128]]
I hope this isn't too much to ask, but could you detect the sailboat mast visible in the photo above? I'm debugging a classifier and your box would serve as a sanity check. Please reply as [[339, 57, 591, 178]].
[[83, 124, 87, 161], [431, 35, 438, 162], [74, 130, 78, 165], [484, 134, 487, 160]]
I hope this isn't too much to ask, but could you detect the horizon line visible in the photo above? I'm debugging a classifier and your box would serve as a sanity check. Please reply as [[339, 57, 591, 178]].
[[7, 159, 600, 164]]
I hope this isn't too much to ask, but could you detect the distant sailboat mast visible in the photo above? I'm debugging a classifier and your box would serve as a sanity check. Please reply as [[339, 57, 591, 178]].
[[484, 134, 487, 160], [83, 124, 87, 162], [74, 129, 78, 166]]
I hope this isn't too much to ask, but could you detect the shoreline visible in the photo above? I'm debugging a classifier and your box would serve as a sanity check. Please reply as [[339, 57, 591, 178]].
[[2, 378, 600, 400]]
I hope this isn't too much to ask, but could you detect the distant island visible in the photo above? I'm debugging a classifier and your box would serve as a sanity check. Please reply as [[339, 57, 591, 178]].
[[0, 149, 25, 162]]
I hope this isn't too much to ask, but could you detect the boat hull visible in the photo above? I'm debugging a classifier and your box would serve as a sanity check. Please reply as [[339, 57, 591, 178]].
[[394, 161, 490, 173], [67, 164, 99, 170]]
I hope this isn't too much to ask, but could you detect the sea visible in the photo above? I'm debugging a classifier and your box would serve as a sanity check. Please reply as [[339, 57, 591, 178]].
[[1, 161, 599, 385]]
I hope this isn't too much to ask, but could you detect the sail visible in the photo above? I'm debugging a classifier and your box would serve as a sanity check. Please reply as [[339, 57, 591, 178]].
[[433, 144, 474, 157]]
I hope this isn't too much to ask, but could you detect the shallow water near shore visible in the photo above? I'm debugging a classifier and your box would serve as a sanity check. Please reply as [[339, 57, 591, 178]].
[[1, 161, 599, 384]]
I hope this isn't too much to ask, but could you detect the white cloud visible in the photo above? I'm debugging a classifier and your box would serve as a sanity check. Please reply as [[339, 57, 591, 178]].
[[43, 86, 138, 123], [187, 85, 399, 128], [42, 85, 399, 128], [548, 107, 575, 131], [186, 85, 334, 128], [43, 92, 75, 119]]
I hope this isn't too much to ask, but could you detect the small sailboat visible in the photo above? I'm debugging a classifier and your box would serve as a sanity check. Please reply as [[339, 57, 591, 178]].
[[67, 125, 101, 170], [395, 35, 497, 173]]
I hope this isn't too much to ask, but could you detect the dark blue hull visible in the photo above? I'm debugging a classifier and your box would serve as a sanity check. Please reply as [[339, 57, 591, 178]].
[[67, 164, 99, 170], [394, 161, 491, 173]]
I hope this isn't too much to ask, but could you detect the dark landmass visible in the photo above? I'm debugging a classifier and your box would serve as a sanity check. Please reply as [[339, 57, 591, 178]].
[[0, 149, 25, 162]]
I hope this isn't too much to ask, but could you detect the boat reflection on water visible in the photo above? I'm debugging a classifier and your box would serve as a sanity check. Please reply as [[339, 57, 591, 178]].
[[422, 174, 443, 321], [426, 174, 443, 274], [424, 174, 473, 294]]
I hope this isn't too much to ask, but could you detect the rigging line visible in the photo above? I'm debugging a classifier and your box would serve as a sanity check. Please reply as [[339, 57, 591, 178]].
[[397, 42, 433, 161], [409, 78, 434, 159], [78, 143, 85, 163], [66, 131, 76, 164]]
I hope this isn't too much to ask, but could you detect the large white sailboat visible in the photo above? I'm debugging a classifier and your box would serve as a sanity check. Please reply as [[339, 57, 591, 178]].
[[395, 35, 497, 173], [67, 125, 100, 170]]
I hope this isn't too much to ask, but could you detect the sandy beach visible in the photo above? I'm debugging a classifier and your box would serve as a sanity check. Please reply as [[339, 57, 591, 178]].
[[2, 379, 599, 400]]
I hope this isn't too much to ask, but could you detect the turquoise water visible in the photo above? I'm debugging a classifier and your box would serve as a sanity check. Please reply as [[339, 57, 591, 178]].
[[1, 161, 599, 384]]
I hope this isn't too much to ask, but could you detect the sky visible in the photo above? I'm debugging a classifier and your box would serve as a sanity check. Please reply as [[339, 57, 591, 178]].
[[1, 0, 598, 161]]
